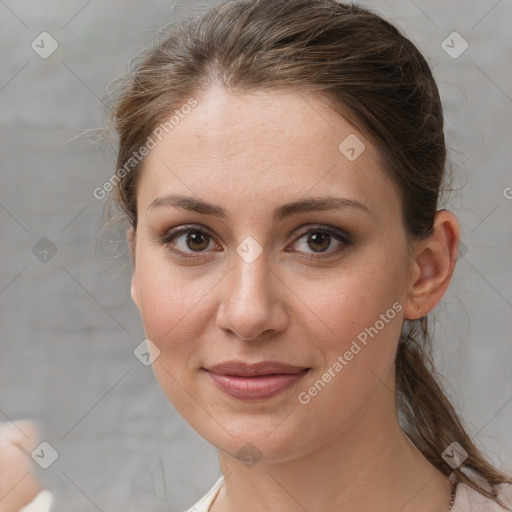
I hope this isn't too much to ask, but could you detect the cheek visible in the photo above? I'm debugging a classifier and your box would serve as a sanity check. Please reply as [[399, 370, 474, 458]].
[[299, 249, 406, 341], [133, 254, 212, 415], [134, 253, 208, 359], [291, 272, 404, 442], [294, 248, 407, 394]]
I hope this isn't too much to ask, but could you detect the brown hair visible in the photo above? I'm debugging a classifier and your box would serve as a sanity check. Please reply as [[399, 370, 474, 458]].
[[104, 0, 512, 507]]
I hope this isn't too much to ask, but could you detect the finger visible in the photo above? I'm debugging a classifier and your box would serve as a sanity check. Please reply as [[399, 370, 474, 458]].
[[0, 443, 42, 512], [0, 420, 42, 454]]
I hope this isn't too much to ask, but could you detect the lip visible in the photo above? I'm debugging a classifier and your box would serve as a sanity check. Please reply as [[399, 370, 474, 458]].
[[206, 360, 309, 376], [204, 360, 310, 400]]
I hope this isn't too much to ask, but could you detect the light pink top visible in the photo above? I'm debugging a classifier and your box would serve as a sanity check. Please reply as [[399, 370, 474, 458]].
[[184, 476, 512, 512], [19, 477, 512, 512]]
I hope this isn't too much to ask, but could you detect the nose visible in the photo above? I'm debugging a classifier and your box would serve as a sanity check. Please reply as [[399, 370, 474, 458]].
[[215, 249, 288, 342]]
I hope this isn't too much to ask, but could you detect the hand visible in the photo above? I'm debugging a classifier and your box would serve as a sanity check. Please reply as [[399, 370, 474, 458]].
[[0, 420, 46, 512]]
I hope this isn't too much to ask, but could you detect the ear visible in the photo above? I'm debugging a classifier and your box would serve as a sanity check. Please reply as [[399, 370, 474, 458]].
[[127, 227, 139, 309], [130, 274, 139, 309], [127, 227, 136, 263], [403, 210, 460, 320]]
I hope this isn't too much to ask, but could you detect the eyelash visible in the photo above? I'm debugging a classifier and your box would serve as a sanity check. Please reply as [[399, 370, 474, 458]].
[[158, 224, 354, 261]]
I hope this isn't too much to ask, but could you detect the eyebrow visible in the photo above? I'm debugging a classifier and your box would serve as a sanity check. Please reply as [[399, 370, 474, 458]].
[[147, 194, 371, 223]]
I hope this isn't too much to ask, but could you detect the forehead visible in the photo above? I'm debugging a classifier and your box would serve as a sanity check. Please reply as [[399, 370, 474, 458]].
[[137, 85, 401, 224]]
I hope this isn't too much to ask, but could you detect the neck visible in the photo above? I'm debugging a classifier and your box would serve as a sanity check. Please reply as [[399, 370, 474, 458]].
[[212, 373, 452, 512]]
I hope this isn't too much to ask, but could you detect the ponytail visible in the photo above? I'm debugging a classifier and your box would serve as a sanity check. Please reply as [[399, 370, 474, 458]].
[[396, 316, 512, 510]]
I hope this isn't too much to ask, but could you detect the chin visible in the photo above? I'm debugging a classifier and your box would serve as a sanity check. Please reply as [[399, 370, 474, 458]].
[[192, 414, 318, 465]]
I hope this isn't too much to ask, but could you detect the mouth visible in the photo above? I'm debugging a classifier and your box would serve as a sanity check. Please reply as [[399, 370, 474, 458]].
[[205, 360, 310, 377], [203, 360, 310, 400]]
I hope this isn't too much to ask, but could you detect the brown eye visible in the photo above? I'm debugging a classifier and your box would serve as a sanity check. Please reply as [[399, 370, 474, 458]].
[[288, 225, 353, 258], [305, 231, 331, 252], [182, 230, 211, 251], [160, 226, 218, 258]]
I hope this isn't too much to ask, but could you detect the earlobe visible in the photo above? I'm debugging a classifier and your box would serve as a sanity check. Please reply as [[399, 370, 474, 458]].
[[403, 210, 460, 320]]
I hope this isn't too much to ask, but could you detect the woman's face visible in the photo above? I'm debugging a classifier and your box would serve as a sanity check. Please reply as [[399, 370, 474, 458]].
[[130, 85, 415, 462]]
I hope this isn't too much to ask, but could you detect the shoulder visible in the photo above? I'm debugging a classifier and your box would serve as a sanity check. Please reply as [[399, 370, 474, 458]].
[[180, 475, 225, 512], [453, 482, 512, 512]]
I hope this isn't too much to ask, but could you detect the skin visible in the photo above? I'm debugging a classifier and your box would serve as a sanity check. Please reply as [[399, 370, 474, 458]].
[[0, 420, 44, 512], [128, 84, 460, 512]]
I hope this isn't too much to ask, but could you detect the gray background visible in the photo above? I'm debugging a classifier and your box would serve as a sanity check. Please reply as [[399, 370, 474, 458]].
[[1, 1, 511, 511]]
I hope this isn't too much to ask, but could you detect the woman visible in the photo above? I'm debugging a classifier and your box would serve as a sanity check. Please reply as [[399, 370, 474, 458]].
[[13, 0, 512, 511]]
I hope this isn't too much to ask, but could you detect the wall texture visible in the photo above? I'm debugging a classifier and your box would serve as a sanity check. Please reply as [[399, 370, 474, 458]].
[[1, 1, 511, 511]]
